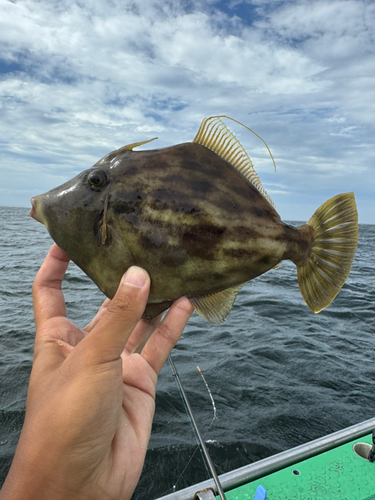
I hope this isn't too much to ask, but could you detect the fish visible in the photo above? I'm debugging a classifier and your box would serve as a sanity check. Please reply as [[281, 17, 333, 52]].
[[29, 116, 359, 324]]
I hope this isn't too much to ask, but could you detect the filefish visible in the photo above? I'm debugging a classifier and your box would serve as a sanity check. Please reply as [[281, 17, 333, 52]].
[[29, 116, 358, 323]]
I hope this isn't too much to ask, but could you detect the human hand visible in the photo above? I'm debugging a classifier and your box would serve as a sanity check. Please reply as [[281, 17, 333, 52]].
[[0, 244, 194, 500]]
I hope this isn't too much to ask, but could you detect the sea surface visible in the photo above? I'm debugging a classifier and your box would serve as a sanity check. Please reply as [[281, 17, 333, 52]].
[[0, 206, 374, 498]]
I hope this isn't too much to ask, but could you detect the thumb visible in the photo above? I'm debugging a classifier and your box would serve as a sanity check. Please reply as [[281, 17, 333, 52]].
[[81, 266, 151, 364]]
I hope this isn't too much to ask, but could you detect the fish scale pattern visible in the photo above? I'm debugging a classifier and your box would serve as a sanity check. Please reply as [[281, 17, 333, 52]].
[[222, 434, 375, 500]]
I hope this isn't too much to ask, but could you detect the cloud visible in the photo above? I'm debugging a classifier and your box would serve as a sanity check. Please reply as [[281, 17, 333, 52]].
[[0, 0, 374, 222], [260, 1, 374, 58]]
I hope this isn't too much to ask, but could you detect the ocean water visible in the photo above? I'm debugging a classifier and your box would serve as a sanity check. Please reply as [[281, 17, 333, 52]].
[[0, 206, 374, 498]]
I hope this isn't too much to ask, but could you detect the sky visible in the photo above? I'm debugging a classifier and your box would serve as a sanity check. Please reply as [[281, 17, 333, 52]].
[[0, 0, 374, 223]]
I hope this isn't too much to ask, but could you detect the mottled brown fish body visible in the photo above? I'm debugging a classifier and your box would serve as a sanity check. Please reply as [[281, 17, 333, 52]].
[[30, 116, 358, 322], [88, 144, 311, 309]]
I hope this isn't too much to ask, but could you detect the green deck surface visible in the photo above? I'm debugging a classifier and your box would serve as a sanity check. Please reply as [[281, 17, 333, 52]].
[[222, 434, 375, 500]]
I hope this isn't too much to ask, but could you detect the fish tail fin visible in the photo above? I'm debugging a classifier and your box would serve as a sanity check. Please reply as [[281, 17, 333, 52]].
[[297, 192, 358, 313]]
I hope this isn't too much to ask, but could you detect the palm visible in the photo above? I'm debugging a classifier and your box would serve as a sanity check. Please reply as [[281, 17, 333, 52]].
[[37, 315, 161, 499], [91, 349, 158, 499]]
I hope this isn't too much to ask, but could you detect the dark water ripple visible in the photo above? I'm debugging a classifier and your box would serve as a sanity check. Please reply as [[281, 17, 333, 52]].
[[0, 208, 374, 498]]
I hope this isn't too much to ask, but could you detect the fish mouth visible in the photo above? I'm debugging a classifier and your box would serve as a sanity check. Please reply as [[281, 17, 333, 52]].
[[29, 197, 37, 220], [29, 197, 39, 220], [29, 196, 47, 226]]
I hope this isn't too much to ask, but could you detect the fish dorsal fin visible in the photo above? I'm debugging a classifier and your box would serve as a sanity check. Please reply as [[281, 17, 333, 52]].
[[190, 283, 247, 324], [120, 137, 158, 151], [97, 137, 158, 164], [193, 116, 276, 210]]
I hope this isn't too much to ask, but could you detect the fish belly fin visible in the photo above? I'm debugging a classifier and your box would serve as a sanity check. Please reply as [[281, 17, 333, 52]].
[[143, 300, 173, 320], [190, 282, 247, 324], [297, 192, 358, 313], [193, 116, 277, 211]]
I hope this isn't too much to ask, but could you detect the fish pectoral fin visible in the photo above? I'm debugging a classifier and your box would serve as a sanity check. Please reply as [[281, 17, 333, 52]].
[[190, 283, 247, 324]]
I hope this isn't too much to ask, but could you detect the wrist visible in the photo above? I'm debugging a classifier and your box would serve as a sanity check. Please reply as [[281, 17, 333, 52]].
[[0, 429, 78, 500], [0, 453, 67, 500]]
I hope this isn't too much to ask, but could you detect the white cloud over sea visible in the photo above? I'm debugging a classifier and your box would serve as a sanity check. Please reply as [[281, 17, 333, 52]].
[[0, 0, 374, 222]]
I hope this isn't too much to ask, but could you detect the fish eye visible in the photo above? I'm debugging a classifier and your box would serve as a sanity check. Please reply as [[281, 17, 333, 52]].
[[88, 170, 108, 189]]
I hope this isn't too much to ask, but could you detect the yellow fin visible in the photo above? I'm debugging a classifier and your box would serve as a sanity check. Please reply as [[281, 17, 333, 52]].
[[190, 283, 247, 324], [297, 192, 358, 313], [120, 137, 158, 151], [97, 137, 158, 165], [193, 116, 277, 210]]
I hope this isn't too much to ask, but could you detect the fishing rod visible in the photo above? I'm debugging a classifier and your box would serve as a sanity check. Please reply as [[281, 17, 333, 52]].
[[168, 354, 227, 500]]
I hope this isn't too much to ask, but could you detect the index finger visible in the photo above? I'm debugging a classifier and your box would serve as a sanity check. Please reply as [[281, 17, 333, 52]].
[[32, 244, 70, 331]]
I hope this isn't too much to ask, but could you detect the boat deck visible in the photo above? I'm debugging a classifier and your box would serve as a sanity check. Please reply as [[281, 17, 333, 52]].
[[224, 432, 374, 500], [156, 417, 375, 500]]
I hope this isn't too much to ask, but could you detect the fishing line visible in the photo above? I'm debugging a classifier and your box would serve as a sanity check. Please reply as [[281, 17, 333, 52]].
[[170, 404, 210, 493], [168, 357, 211, 492], [197, 365, 217, 425], [168, 354, 227, 500], [170, 364, 218, 492]]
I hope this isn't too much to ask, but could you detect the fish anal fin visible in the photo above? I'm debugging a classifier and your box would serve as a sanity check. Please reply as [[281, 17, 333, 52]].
[[297, 192, 358, 313], [190, 283, 247, 324], [193, 116, 277, 211]]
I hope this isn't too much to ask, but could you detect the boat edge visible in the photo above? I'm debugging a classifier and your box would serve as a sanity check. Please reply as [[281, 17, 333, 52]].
[[154, 416, 375, 500]]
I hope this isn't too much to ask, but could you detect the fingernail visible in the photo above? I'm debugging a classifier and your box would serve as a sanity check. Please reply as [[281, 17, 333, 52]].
[[123, 266, 147, 288]]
